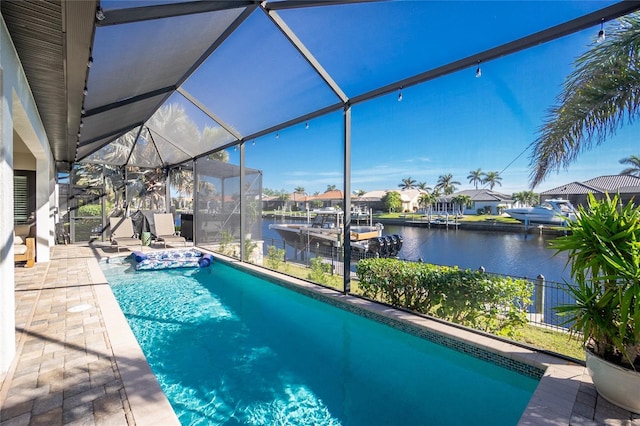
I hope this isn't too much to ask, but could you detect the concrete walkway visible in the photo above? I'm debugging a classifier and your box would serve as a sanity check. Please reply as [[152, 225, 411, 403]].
[[2, 244, 639, 425], [1, 244, 178, 426]]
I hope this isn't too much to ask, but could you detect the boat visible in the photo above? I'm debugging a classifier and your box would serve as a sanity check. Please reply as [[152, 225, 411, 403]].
[[269, 208, 403, 258], [504, 199, 577, 225]]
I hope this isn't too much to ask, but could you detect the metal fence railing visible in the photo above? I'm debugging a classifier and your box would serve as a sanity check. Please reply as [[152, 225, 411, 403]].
[[259, 237, 575, 331], [525, 275, 574, 331]]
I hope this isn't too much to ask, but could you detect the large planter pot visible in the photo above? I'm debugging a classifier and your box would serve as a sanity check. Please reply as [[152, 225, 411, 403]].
[[585, 349, 640, 413]]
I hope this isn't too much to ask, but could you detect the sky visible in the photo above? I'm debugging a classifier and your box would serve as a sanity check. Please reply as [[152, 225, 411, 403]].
[[100, 1, 640, 196], [227, 1, 639, 196]]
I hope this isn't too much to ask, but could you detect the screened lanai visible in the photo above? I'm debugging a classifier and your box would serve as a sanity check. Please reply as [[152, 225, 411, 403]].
[[77, 0, 640, 164], [5, 0, 640, 289]]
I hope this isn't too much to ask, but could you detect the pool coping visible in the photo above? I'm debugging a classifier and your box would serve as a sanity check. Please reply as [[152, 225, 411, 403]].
[[96, 250, 586, 425], [88, 258, 180, 426]]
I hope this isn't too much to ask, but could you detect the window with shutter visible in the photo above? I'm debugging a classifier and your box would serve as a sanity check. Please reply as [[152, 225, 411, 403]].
[[13, 171, 35, 224]]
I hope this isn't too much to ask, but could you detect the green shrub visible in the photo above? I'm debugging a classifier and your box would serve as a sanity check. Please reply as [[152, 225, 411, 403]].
[[266, 245, 286, 270], [356, 258, 532, 337], [217, 230, 235, 256], [244, 238, 258, 263], [307, 256, 331, 284], [78, 204, 102, 217]]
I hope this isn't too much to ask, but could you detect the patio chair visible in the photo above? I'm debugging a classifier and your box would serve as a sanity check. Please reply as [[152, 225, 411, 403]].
[[110, 217, 142, 252], [154, 213, 186, 247], [14, 224, 35, 268]]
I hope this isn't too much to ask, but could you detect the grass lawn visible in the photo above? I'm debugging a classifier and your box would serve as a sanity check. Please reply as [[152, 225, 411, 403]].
[[518, 325, 585, 361], [265, 260, 344, 288]]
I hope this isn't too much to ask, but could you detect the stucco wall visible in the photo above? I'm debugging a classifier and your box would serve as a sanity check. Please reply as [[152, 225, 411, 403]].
[[1, 15, 54, 374]]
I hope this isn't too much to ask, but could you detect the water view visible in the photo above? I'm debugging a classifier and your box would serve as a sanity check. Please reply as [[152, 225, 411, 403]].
[[262, 219, 571, 285]]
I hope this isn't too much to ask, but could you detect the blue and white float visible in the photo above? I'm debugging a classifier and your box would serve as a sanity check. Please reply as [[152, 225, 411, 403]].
[[130, 249, 213, 270]]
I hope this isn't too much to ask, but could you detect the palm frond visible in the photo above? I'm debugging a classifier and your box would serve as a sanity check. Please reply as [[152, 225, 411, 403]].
[[530, 13, 640, 187]]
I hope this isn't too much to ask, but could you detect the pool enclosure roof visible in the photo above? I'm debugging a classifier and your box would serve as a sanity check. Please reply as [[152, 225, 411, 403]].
[[3, 1, 640, 173]]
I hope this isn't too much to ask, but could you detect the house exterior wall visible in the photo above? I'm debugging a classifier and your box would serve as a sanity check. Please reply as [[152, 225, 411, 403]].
[[14, 149, 36, 170], [471, 201, 512, 215], [1, 17, 54, 373]]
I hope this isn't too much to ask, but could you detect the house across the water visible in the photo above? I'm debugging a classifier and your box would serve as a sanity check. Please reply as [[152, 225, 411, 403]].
[[541, 175, 640, 207]]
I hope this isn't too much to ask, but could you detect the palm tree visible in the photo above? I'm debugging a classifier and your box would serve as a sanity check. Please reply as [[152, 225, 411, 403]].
[[278, 189, 290, 209], [619, 155, 640, 176], [435, 174, 460, 195], [326, 184, 337, 192], [198, 180, 217, 204], [146, 104, 201, 165], [513, 190, 539, 207], [91, 127, 138, 165], [292, 186, 306, 207], [201, 126, 231, 162], [418, 192, 436, 214], [482, 171, 503, 190], [170, 167, 193, 201], [398, 177, 417, 189], [467, 168, 483, 189], [416, 181, 432, 192], [451, 194, 472, 214], [529, 13, 640, 187]]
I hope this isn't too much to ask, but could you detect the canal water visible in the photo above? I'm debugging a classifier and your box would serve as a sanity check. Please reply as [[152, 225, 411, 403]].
[[261, 219, 571, 285]]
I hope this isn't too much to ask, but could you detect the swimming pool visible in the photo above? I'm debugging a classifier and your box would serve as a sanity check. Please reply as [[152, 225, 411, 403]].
[[101, 256, 539, 425]]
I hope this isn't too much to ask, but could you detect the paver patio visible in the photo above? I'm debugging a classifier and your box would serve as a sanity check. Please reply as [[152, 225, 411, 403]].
[[1, 244, 638, 425]]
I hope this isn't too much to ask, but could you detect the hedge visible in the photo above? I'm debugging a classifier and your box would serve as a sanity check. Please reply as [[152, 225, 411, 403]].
[[355, 258, 532, 337]]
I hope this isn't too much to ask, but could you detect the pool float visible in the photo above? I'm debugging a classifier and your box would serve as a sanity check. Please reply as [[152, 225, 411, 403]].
[[130, 249, 213, 270]]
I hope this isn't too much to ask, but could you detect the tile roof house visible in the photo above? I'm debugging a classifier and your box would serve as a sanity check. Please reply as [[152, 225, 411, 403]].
[[354, 189, 427, 213], [309, 190, 344, 209], [442, 189, 514, 215], [541, 175, 640, 207]]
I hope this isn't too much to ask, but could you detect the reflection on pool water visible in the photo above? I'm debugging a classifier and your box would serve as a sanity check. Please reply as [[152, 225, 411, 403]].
[[102, 257, 538, 425]]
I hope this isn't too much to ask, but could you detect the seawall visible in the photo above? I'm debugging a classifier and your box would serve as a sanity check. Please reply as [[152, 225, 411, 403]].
[[376, 218, 570, 236]]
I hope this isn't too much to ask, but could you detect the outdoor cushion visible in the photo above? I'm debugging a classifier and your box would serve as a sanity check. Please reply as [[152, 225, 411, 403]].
[[15, 224, 32, 238]]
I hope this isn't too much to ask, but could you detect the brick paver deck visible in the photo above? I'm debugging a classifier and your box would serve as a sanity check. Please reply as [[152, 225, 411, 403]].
[[2, 243, 639, 425], [2, 245, 178, 426]]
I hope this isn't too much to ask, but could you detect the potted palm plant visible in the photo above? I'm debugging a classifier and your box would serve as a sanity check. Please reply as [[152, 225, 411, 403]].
[[551, 193, 640, 413]]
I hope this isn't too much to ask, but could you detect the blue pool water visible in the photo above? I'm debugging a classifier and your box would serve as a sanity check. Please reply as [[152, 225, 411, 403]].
[[101, 257, 538, 425]]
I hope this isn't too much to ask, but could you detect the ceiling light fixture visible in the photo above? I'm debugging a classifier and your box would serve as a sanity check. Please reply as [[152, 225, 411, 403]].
[[598, 18, 606, 42], [397, 87, 403, 102], [81, 108, 86, 115], [83, 87, 88, 96], [79, 121, 83, 128], [87, 57, 93, 67], [475, 61, 482, 78], [96, 7, 105, 22]]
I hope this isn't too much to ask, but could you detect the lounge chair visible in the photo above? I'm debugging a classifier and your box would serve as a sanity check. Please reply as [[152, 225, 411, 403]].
[[110, 217, 142, 252], [154, 213, 186, 247]]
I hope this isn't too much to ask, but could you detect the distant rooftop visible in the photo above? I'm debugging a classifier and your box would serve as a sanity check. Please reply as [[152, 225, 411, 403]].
[[541, 175, 640, 195], [447, 189, 513, 202]]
